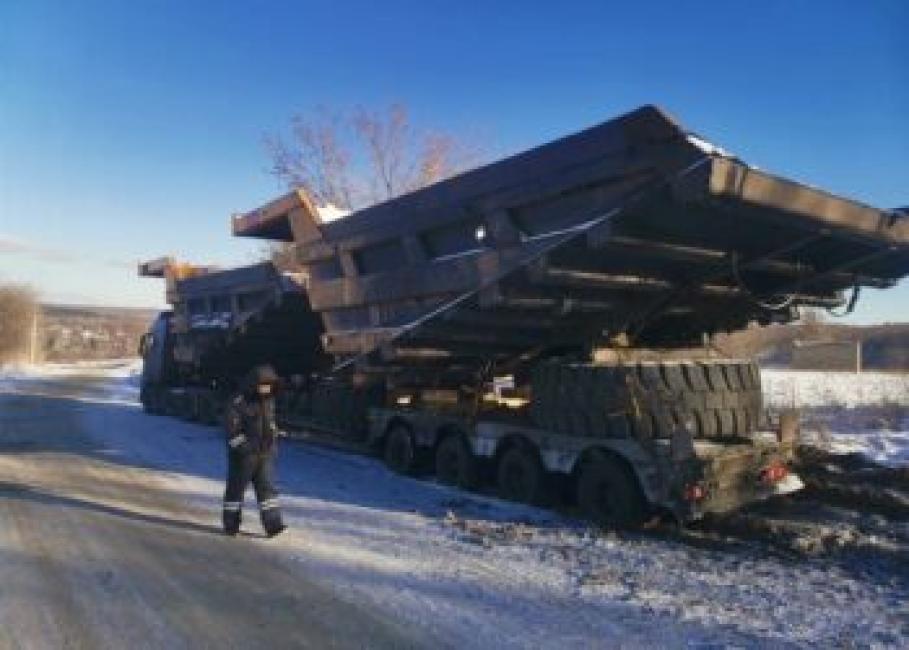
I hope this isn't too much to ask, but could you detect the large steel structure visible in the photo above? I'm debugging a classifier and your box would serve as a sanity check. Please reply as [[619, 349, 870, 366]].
[[233, 106, 906, 377], [139, 106, 908, 525]]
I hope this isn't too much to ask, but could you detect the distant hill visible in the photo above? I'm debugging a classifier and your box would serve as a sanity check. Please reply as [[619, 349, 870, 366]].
[[713, 320, 909, 371], [41, 303, 159, 321], [38, 303, 159, 362]]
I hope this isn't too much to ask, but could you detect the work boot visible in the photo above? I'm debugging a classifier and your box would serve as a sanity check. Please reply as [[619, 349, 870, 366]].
[[223, 508, 241, 536], [266, 523, 287, 538], [261, 508, 285, 538]]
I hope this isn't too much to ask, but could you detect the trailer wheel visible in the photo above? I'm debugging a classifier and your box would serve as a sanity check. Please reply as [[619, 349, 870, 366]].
[[185, 394, 203, 423], [496, 446, 546, 505], [174, 394, 195, 421], [149, 388, 170, 416], [141, 388, 162, 415], [384, 424, 418, 475], [435, 434, 480, 489], [576, 453, 647, 528], [161, 391, 180, 417], [198, 395, 220, 427]]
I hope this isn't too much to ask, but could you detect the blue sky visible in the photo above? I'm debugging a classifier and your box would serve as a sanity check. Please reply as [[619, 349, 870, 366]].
[[0, 1, 906, 323]]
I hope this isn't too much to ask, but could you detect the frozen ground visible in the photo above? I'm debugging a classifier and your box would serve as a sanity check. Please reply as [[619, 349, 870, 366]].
[[1, 361, 907, 648], [762, 369, 909, 468], [0, 358, 141, 403]]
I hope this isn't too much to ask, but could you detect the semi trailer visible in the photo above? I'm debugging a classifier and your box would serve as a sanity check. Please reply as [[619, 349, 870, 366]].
[[139, 106, 909, 525]]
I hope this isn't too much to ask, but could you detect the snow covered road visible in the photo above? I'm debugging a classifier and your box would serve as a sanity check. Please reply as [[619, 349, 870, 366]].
[[1, 362, 907, 648], [0, 372, 417, 649]]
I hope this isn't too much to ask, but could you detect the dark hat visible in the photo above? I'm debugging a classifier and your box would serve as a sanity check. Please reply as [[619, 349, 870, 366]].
[[253, 364, 280, 384], [244, 364, 281, 393]]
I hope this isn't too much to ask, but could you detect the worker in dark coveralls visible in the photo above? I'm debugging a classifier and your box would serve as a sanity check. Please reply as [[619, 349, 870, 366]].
[[222, 364, 286, 537]]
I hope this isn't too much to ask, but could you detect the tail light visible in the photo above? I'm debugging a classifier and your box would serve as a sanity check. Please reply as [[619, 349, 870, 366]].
[[683, 482, 708, 502], [760, 463, 788, 484]]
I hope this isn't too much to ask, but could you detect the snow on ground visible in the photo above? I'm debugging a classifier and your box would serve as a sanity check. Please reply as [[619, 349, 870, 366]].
[[762, 369, 909, 468], [806, 428, 909, 468], [2, 361, 907, 648], [0, 358, 142, 387]]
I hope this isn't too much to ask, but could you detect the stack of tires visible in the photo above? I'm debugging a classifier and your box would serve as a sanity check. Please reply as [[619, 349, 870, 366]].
[[531, 358, 764, 440]]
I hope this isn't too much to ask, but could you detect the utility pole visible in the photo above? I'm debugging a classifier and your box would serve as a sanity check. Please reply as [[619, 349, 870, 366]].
[[29, 304, 39, 365], [856, 339, 862, 375]]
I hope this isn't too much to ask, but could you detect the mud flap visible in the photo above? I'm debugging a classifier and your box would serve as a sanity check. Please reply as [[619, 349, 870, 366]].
[[670, 423, 696, 462]]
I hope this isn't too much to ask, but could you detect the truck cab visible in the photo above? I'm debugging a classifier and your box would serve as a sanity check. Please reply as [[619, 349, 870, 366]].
[[138, 311, 173, 414]]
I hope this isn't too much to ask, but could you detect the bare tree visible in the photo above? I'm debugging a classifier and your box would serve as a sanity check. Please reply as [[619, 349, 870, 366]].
[[266, 103, 479, 210], [0, 284, 37, 364], [264, 107, 355, 209]]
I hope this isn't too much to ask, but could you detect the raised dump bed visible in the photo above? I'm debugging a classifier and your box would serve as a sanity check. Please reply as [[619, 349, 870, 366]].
[[234, 105, 908, 383], [138, 259, 328, 417]]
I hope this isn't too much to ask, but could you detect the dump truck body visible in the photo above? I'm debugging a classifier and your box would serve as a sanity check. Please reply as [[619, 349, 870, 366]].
[[234, 106, 906, 376], [138, 260, 328, 420], [142, 105, 908, 524]]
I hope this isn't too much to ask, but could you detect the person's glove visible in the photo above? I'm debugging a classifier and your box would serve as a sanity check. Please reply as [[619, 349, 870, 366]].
[[227, 433, 249, 453]]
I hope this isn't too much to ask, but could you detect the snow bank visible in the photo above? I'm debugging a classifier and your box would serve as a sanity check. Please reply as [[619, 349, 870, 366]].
[[0, 358, 140, 378], [0, 358, 141, 403], [762, 369, 909, 468]]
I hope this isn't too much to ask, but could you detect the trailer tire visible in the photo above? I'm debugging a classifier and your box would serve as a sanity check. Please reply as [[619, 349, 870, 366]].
[[199, 394, 222, 427], [435, 434, 480, 489], [175, 394, 195, 422], [576, 452, 647, 528], [384, 424, 418, 475], [160, 391, 179, 417], [496, 446, 546, 505], [186, 394, 204, 423]]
